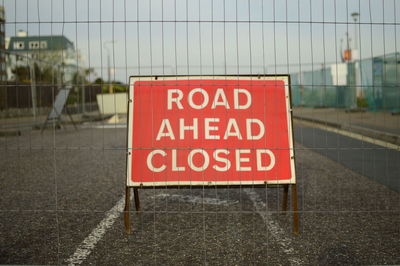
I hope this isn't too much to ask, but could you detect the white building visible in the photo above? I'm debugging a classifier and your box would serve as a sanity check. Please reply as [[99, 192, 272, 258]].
[[6, 31, 78, 83]]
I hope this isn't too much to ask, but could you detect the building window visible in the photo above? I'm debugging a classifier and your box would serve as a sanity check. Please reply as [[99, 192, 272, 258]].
[[29, 41, 40, 49], [13, 41, 24, 50], [40, 41, 47, 49]]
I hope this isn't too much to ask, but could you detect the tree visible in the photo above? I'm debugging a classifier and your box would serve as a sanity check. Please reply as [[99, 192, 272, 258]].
[[11, 62, 62, 83], [71, 67, 95, 85], [11, 65, 30, 82]]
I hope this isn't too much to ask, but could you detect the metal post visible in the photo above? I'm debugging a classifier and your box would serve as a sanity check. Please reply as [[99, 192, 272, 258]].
[[29, 60, 37, 120], [340, 38, 344, 62], [57, 67, 63, 125], [291, 184, 299, 234], [104, 41, 116, 94], [124, 187, 132, 234], [321, 65, 325, 107], [57, 66, 62, 91], [81, 73, 85, 113], [345, 32, 357, 109], [352, 12, 359, 51], [352, 12, 361, 100], [107, 50, 111, 94], [134, 188, 141, 212], [282, 185, 289, 211]]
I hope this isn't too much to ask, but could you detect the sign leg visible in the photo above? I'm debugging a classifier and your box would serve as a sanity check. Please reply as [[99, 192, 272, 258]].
[[291, 184, 299, 234], [66, 108, 78, 131], [133, 188, 141, 212], [282, 185, 289, 211], [40, 119, 48, 134], [124, 187, 132, 234]]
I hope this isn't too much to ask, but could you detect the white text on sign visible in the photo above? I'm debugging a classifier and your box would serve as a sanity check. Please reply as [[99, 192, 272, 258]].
[[147, 87, 275, 173]]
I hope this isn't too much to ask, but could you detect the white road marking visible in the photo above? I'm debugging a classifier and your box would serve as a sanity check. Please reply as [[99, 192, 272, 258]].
[[65, 192, 235, 265], [66, 191, 298, 265], [155, 193, 238, 205], [295, 119, 399, 150], [65, 196, 126, 265], [244, 189, 302, 266], [81, 124, 127, 129]]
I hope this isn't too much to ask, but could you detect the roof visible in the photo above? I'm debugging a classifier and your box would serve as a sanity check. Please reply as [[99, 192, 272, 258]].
[[7, 35, 74, 52]]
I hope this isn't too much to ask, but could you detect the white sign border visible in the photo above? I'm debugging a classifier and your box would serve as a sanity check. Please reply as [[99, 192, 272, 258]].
[[126, 75, 296, 187]]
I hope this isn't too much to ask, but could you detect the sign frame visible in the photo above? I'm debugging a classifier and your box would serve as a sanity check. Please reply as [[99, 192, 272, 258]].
[[124, 74, 299, 234], [125, 75, 296, 188]]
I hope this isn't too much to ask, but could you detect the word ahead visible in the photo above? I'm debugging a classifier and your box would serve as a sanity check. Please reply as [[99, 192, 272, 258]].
[[127, 76, 296, 186]]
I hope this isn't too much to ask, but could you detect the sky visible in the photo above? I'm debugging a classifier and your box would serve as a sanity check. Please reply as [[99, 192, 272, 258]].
[[2, 0, 399, 83]]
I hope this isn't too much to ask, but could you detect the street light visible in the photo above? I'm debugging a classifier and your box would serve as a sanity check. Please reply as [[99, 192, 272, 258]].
[[351, 12, 361, 101], [351, 12, 359, 51], [104, 41, 115, 94]]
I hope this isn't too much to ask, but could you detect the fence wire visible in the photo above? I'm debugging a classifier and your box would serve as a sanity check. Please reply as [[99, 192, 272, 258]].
[[0, 0, 399, 265]]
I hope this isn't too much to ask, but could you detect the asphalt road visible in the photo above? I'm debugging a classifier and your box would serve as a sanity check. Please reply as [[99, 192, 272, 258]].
[[294, 122, 400, 193], [0, 122, 399, 265]]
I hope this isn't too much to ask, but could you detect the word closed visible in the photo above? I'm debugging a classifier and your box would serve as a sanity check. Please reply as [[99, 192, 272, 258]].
[[127, 77, 295, 186]]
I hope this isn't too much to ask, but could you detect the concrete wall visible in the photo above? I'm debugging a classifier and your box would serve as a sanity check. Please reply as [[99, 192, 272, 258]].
[[96, 93, 127, 115]]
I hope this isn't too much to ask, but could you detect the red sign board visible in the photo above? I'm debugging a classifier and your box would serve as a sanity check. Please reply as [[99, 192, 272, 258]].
[[126, 76, 295, 187]]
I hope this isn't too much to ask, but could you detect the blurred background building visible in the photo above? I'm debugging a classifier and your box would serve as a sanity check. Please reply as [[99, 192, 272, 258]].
[[6, 30, 78, 83], [291, 52, 400, 111]]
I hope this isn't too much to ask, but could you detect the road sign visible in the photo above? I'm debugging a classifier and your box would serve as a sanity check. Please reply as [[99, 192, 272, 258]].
[[41, 86, 77, 133], [126, 75, 295, 187], [48, 87, 71, 120]]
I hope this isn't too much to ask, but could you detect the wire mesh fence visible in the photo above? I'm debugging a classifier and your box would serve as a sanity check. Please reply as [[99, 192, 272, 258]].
[[291, 53, 400, 110], [0, 0, 399, 265]]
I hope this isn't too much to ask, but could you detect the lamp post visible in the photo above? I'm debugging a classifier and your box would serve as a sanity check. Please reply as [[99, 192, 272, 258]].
[[351, 12, 359, 51], [29, 59, 37, 120], [104, 41, 115, 94], [351, 12, 361, 101]]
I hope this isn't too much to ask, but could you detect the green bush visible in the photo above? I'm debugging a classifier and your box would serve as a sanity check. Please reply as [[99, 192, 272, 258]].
[[101, 84, 127, 93], [357, 97, 369, 108]]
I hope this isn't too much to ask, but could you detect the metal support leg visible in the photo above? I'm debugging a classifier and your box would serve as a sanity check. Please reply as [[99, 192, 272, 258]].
[[291, 184, 299, 234], [66, 109, 78, 131], [133, 188, 141, 212], [40, 119, 49, 134], [282, 185, 289, 211], [124, 187, 132, 234]]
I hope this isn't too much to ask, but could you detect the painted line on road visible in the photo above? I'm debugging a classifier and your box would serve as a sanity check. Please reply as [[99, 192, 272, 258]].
[[65, 192, 235, 265], [154, 193, 239, 205], [295, 119, 400, 150], [244, 189, 302, 266], [66, 191, 297, 265], [65, 196, 127, 265], [81, 124, 127, 129]]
